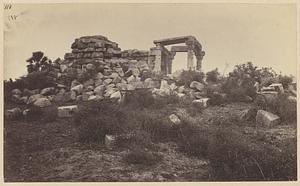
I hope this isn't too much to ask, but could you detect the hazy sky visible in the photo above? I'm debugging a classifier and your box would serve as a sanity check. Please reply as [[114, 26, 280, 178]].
[[3, 3, 297, 79]]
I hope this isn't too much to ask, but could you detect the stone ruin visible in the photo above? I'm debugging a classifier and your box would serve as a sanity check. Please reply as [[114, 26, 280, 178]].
[[63, 35, 205, 76], [8, 35, 208, 114]]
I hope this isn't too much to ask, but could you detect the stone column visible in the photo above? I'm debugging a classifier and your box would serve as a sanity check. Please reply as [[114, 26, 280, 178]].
[[187, 49, 194, 70], [152, 45, 162, 73], [196, 51, 205, 71]]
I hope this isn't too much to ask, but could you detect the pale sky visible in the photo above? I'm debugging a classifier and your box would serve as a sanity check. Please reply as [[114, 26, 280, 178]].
[[3, 3, 297, 80]]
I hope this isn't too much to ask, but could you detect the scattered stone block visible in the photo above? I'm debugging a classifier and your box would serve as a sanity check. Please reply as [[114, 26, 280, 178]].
[[105, 135, 116, 149], [239, 108, 257, 121], [71, 84, 84, 94], [256, 110, 280, 127], [192, 98, 210, 108], [40, 87, 55, 96], [169, 114, 181, 125], [5, 107, 22, 120], [57, 105, 79, 118]]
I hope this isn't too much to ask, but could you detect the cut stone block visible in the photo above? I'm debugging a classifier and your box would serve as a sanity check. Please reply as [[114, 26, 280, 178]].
[[256, 110, 280, 127], [57, 105, 79, 118], [105, 135, 116, 149], [169, 114, 181, 125]]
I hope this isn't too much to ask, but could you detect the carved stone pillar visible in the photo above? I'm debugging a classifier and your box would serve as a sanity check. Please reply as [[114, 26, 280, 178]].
[[196, 51, 205, 71], [187, 48, 194, 70], [152, 45, 162, 73]]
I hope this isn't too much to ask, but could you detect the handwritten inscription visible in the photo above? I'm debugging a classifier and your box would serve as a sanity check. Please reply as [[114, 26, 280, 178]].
[[4, 3, 19, 21], [4, 3, 12, 10]]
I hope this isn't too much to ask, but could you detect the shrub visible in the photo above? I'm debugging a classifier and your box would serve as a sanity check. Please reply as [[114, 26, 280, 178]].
[[207, 93, 226, 106], [208, 127, 297, 181], [177, 70, 205, 87], [266, 93, 297, 123], [278, 75, 293, 89], [206, 68, 220, 83], [122, 89, 155, 109], [177, 121, 209, 157], [25, 105, 43, 121], [124, 146, 163, 166], [41, 106, 58, 123], [74, 100, 127, 143]]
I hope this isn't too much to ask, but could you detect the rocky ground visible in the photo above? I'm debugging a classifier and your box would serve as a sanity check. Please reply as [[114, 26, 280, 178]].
[[4, 101, 296, 182]]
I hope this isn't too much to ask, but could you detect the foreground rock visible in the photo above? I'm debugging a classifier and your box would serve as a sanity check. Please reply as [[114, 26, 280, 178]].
[[58, 105, 79, 118], [169, 114, 181, 125], [192, 98, 210, 108], [33, 98, 52, 107], [190, 81, 204, 91], [256, 110, 280, 127], [105, 135, 116, 149], [239, 108, 257, 121]]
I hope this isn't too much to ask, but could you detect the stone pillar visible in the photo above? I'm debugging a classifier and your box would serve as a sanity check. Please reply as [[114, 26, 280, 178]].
[[152, 45, 162, 73], [187, 49, 194, 70], [196, 51, 205, 71]]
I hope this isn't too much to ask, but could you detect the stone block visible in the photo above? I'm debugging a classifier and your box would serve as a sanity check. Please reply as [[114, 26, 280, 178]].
[[58, 105, 78, 118], [105, 135, 116, 149], [256, 110, 280, 127]]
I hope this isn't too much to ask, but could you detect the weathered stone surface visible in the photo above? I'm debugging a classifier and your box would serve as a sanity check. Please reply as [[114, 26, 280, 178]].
[[40, 87, 55, 96], [105, 135, 116, 149], [190, 81, 204, 91], [239, 108, 257, 121], [11, 94, 21, 103], [12, 89, 22, 96], [71, 79, 81, 88], [82, 91, 94, 101], [83, 79, 94, 88], [127, 75, 136, 84], [71, 84, 84, 94], [113, 76, 122, 84], [86, 63, 95, 70], [105, 88, 117, 97], [58, 105, 78, 118], [94, 85, 106, 96], [70, 91, 77, 100], [110, 91, 122, 102], [178, 86, 185, 93], [86, 85, 94, 91], [60, 64, 68, 72], [169, 114, 181, 125], [94, 79, 103, 87], [33, 98, 51, 107], [27, 94, 45, 104], [19, 96, 28, 104], [256, 110, 280, 127], [96, 72, 105, 79], [103, 78, 113, 85], [192, 98, 210, 108], [169, 83, 178, 91], [144, 78, 156, 89]]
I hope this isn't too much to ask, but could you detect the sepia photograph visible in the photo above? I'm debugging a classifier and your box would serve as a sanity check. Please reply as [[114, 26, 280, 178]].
[[2, 1, 298, 183]]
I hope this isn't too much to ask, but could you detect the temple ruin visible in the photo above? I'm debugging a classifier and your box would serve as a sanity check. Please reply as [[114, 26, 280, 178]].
[[149, 36, 205, 75]]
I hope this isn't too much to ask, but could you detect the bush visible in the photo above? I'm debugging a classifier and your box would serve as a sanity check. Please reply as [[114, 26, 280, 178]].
[[208, 127, 297, 181], [206, 68, 220, 83], [25, 106, 43, 121], [122, 89, 155, 109], [74, 100, 127, 144], [266, 93, 297, 123], [207, 93, 226, 106], [177, 121, 209, 157], [124, 146, 163, 166], [177, 70, 205, 87], [41, 106, 58, 123]]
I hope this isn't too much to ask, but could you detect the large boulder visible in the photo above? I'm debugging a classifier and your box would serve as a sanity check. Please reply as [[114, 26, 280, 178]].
[[256, 110, 280, 127], [27, 94, 45, 104], [239, 108, 257, 121], [94, 79, 103, 87], [110, 91, 122, 102], [103, 78, 113, 85], [40, 87, 55, 96], [190, 81, 205, 91], [71, 84, 84, 94], [83, 79, 95, 88], [12, 89, 22, 96], [33, 98, 51, 107], [144, 78, 156, 89], [94, 85, 106, 96]]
